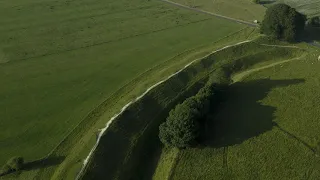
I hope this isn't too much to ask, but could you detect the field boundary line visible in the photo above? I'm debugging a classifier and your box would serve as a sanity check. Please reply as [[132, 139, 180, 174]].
[[76, 40, 252, 179], [223, 147, 229, 175], [167, 150, 181, 180], [275, 124, 319, 157]]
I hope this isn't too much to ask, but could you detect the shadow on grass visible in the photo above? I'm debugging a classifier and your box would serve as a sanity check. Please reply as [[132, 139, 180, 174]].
[[23, 156, 65, 171], [260, 0, 277, 5], [303, 26, 320, 43], [0, 156, 65, 177], [205, 78, 305, 148]]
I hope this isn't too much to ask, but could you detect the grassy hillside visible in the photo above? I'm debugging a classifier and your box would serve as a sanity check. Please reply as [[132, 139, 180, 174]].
[[81, 37, 304, 180], [157, 42, 320, 180], [0, 0, 251, 179]]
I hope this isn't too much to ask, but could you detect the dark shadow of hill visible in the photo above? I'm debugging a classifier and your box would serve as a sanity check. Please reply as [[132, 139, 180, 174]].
[[204, 78, 305, 148]]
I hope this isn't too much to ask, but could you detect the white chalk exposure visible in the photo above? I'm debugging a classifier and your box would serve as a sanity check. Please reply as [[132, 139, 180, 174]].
[[76, 40, 251, 179]]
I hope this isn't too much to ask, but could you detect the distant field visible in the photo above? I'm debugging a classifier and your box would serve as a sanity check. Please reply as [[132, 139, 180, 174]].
[[171, 0, 266, 21], [170, 0, 320, 23], [156, 42, 320, 179], [0, 0, 248, 179], [277, 0, 320, 17]]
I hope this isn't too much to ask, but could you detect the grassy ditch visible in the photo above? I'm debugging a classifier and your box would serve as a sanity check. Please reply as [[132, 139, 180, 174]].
[[80, 38, 304, 180]]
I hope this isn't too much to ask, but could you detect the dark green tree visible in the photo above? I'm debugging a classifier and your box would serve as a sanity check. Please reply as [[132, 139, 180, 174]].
[[261, 4, 306, 42], [6, 157, 24, 171], [159, 102, 200, 148]]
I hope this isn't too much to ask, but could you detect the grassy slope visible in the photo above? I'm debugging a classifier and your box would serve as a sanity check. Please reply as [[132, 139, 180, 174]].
[[0, 0, 249, 179], [79, 34, 266, 180], [164, 43, 320, 179], [80, 38, 303, 180], [172, 0, 266, 21]]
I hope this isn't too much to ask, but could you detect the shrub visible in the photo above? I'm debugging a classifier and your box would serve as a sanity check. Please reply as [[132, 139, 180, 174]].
[[0, 164, 11, 176], [159, 78, 225, 148], [261, 4, 306, 42], [0, 157, 24, 176], [6, 157, 24, 171], [159, 103, 200, 148]]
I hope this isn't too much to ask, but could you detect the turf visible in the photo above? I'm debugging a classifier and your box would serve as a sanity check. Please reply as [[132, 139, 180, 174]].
[[0, 0, 249, 179], [171, 0, 267, 21], [164, 43, 320, 179], [81, 38, 304, 180]]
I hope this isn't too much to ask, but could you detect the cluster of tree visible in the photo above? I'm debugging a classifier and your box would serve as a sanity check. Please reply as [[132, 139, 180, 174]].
[[0, 157, 24, 176], [261, 4, 306, 42], [159, 82, 223, 148], [307, 16, 320, 27]]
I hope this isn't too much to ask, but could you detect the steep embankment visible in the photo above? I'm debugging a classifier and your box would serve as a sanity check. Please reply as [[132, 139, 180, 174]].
[[80, 38, 304, 180]]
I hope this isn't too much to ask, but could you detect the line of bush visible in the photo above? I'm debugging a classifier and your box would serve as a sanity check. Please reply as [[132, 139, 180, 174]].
[[0, 157, 24, 176], [159, 74, 227, 148]]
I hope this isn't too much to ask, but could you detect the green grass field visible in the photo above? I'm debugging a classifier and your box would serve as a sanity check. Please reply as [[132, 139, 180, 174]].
[[0, 0, 251, 179], [82, 37, 306, 180], [1, 0, 320, 179], [277, 0, 320, 17], [172, 0, 267, 21], [155, 42, 320, 180]]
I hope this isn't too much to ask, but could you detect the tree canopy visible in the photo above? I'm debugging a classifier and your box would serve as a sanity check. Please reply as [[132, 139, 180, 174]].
[[159, 82, 221, 148], [261, 4, 306, 42], [159, 102, 201, 148]]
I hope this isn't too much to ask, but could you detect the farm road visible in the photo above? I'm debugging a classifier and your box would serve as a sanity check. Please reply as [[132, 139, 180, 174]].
[[158, 0, 258, 27]]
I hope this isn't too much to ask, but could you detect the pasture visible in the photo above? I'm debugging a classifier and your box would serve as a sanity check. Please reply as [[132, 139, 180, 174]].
[[82, 37, 306, 179], [156, 43, 320, 179], [0, 0, 247, 179], [1, 0, 319, 179], [171, 0, 266, 21], [277, 0, 320, 17]]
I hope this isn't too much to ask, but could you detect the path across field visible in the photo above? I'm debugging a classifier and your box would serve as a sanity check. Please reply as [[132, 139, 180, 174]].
[[158, 0, 258, 27], [159, 0, 320, 49]]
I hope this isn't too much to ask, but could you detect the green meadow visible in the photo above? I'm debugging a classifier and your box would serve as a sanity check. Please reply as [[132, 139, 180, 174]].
[[0, 0, 248, 179], [172, 0, 266, 21], [1, 0, 319, 179]]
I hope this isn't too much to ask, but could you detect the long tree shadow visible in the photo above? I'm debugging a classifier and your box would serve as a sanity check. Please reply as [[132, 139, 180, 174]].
[[23, 156, 65, 171], [205, 78, 305, 148], [0, 156, 65, 177], [303, 25, 320, 43]]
